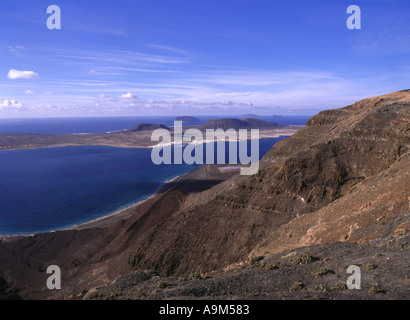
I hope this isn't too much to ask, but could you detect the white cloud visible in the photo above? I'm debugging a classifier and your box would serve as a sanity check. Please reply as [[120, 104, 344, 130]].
[[9, 45, 24, 56], [120, 92, 137, 99], [145, 44, 190, 56], [1, 100, 23, 109], [7, 69, 40, 80], [25, 89, 34, 95]]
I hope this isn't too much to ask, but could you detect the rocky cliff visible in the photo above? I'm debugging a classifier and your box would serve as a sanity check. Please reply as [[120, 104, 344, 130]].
[[125, 91, 409, 277]]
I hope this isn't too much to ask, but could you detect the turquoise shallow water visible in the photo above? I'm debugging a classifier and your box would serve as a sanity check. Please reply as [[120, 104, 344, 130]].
[[0, 137, 286, 235]]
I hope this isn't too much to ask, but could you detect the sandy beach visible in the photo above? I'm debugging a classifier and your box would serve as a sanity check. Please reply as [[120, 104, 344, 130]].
[[0, 129, 301, 238], [61, 163, 244, 232], [0, 127, 302, 152]]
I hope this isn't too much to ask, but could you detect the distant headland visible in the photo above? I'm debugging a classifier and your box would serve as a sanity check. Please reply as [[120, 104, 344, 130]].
[[0, 118, 301, 151]]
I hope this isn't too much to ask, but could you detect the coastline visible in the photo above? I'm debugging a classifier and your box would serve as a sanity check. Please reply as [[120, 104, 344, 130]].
[[0, 127, 302, 152], [60, 173, 185, 232], [0, 169, 193, 239], [0, 131, 301, 239], [60, 163, 246, 233]]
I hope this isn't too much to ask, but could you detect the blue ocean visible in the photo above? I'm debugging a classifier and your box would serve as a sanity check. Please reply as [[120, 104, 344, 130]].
[[0, 116, 308, 235], [0, 115, 310, 135]]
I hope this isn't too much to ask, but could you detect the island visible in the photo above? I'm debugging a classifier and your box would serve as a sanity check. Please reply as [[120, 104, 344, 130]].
[[0, 118, 302, 151]]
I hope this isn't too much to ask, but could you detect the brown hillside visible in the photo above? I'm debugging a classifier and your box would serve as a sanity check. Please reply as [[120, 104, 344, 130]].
[[126, 91, 409, 276]]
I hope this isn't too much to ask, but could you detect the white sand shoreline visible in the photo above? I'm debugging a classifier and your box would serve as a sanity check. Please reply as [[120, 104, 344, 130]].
[[0, 170, 194, 239], [0, 132, 300, 239]]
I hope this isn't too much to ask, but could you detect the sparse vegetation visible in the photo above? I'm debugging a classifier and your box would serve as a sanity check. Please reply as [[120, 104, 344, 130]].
[[105, 292, 119, 300], [263, 263, 279, 270], [79, 290, 88, 298], [88, 293, 103, 299], [157, 281, 170, 289], [315, 285, 326, 292], [134, 286, 147, 298], [362, 263, 377, 271], [249, 256, 264, 265], [330, 283, 348, 292], [188, 272, 202, 280], [368, 286, 379, 295], [312, 268, 333, 277], [292, 253, 319, 265], [290, 281, 304, 292]]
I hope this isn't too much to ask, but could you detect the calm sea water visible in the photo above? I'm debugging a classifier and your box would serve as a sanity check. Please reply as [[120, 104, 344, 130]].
[[0, 115, 310, 134], [0, 137, 287, 235]]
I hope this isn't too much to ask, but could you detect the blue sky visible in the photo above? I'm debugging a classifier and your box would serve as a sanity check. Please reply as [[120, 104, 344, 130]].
[[0, 0, 410, 117]]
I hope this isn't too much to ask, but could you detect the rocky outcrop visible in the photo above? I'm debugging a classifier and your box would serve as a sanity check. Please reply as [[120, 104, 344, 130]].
[[175, 116, 200, 124], [129, 123, 170, 132]]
